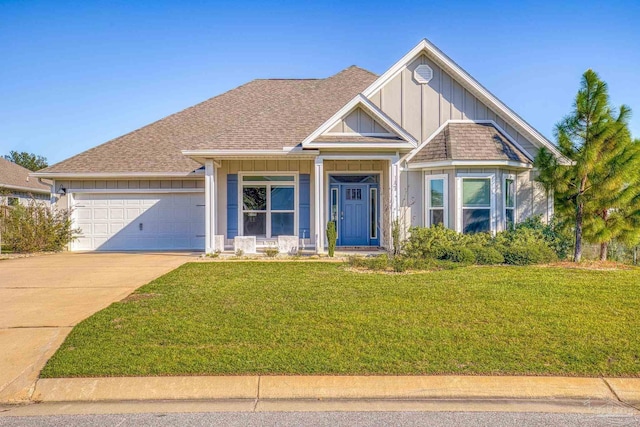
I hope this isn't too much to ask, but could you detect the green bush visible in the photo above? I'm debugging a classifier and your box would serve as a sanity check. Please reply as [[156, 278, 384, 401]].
[[501, 243, 557, 266], [0, 201, 79, 253], [471, 246, 505, 265], [326, 221, 337, 257], [436, 246, 476, 264]]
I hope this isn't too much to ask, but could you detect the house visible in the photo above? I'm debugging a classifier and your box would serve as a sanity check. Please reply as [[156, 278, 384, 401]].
[[0, 157, 50, 206], [33, 39, 568, 253]]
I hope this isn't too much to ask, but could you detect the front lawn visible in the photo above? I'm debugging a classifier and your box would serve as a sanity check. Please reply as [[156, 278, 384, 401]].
[[42, 262, 640, 377]]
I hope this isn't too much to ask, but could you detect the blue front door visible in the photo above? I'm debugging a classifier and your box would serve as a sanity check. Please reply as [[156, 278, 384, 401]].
[[339, 184, 369, 246]]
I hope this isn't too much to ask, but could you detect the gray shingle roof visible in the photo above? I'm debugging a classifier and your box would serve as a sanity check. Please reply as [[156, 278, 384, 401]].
[[409, 122, 531, 164], [41, 66, 377, 174], [0, 157, 50, 192]]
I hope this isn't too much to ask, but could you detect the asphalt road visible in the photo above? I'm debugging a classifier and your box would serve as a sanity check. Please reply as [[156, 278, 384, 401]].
[[1, 411, 639, 427]]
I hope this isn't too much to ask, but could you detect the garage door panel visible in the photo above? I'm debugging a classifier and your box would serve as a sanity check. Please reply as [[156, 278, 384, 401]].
[[93, 208, 109, 220], [73, 193, 205, 251]]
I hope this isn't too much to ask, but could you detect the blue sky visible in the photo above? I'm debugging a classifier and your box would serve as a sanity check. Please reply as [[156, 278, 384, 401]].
[[1, 0, 638, 165]]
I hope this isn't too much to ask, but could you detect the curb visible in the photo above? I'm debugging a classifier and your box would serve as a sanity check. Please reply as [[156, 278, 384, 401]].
[[28, 376, 640, 407]]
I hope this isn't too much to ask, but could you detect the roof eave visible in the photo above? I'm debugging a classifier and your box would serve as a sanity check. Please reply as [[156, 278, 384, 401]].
[[406, 160, 533, 170], [30, 171, 204, 179], [0, 183, 50, 194]]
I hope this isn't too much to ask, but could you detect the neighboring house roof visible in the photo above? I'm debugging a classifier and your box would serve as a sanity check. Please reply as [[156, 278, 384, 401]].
[[38, 66, 377, 175], [0, 157, 50, 193], [408, 122, 531, 164]]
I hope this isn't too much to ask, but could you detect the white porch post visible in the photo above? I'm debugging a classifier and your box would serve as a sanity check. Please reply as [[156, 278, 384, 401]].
[[388, 155, 400, 248], [314, 157, 325, 253], [205, 159, 217, 254]]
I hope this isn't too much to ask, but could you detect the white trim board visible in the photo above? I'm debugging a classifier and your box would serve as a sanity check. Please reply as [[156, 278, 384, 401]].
[[407, 160, 532, 170], [360, 39, 570, 164], [68, 188, 205, 194], [0, 184, 50, 194], [31, 172, 204, 179]]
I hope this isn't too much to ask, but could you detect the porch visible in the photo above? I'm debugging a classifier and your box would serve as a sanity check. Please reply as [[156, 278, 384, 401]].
[[200, 155, 401, 254]]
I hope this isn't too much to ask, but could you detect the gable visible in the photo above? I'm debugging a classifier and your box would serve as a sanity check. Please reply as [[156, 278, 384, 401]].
[[326, 107, 392, 135], [367, 53, 540, 158], [302, 95, 418, 148]]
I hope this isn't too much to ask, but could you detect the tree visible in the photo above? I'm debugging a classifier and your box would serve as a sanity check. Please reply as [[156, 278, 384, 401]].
[[4, 151, 48, 171], [535, 70, 633, 262], [584, 137, 640, 260]]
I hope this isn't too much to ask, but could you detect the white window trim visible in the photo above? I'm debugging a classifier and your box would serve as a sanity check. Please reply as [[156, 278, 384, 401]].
[[425, 174, 448, 228], [504, 173, 517, 229], [456, 172, 497, 234], [237, 172, 298, 238]]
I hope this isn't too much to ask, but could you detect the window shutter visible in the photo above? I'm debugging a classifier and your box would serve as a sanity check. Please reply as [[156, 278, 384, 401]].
[[299, 174, 310, 239], [227, 174, 238, 238]]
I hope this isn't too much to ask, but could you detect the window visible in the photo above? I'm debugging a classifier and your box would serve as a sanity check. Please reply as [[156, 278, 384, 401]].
[[504, 175, 516, 230], [426, 175, 448, 227], [460, 177, 492, 234], [370, 187, 378, 239], [330, 188, 339, 222], [241, 175, 296, 237], [8, 197, 19, 207]]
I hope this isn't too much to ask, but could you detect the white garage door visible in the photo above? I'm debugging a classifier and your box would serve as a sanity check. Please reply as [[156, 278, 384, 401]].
[[73, 193, 205, 251]]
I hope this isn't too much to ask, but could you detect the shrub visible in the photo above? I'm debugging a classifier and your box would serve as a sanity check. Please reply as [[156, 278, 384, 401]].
[[235, 249, 244, 257], [508, 216, 573, 260], [391, 256, 412, 273], [471, 246, 505, 265], [436, 246, 476, 264], [0, 201, 79, 253], [326, 221, 337, 258], [403, 225, 462, 259], [264, 246, 279, 258], [501, 243, 557, 265]]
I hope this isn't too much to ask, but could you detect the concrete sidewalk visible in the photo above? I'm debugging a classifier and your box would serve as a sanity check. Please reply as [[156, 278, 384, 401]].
[[20, 375, 640, 410]]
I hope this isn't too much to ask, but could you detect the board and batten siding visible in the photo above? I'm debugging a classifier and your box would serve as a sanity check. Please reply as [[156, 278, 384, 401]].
[[327, 108, 389, 134], [369, 54, 538, 157]]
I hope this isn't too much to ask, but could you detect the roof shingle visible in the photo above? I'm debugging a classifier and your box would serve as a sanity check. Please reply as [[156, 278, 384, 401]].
[[0, 157, 50, 192], [41, 66, 377, 174], [409, 122, 531, 164]]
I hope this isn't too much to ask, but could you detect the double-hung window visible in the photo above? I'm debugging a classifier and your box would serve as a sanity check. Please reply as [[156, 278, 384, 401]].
[[458, 174, 494, 234], [241, 175, 296, 238], [504, 175, 516, 230], [426, 175, 448, 227]]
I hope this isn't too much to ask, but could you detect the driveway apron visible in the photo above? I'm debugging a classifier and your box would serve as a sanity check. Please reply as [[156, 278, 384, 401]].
[[0, 252, 193, 402]]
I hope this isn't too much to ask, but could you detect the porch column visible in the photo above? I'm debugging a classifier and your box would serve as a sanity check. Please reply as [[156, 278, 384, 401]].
[[388, 155, 401, 248], [205, 159, 217, 254], [314, 157, 325, 253]]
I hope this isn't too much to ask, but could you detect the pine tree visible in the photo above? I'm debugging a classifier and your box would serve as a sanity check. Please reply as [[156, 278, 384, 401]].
[[584, 135, 640, 260], [535, 70, 632, 262]]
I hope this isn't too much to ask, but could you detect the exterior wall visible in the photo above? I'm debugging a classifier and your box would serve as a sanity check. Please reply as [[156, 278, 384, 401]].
[[327, 108, 389, 134], [369, 54, 539, 157], [0, 189, 50, 206]]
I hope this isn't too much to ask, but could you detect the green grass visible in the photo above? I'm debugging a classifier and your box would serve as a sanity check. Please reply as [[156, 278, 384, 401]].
[[41, 262, 640, 378]]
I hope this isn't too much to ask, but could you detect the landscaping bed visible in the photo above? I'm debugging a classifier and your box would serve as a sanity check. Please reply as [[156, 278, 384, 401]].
[[41, 262, 640, 378]]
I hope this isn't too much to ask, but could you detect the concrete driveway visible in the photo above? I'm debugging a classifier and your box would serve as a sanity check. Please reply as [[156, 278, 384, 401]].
[[0, 252, 195, 402]]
